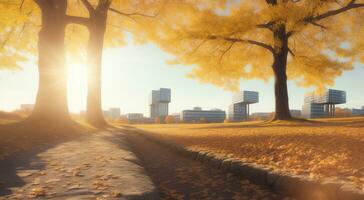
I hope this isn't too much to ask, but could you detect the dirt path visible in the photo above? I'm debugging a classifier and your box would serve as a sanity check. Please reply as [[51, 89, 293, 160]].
[[127, 133, 284, 200], [0, 131, 157, 200]]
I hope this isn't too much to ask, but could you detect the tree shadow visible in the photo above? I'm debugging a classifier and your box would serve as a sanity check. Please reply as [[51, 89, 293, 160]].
[[0, 120, 91, 196]]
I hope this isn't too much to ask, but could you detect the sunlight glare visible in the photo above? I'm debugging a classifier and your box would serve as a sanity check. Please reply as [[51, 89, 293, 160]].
[[67, 62, 87, 113]]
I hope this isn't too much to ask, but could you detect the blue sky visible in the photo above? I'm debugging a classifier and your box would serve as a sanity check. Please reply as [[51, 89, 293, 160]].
[[0, 41, 364, 116]]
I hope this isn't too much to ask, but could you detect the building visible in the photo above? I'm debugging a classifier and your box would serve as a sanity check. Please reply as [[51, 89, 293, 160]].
[[172, 113, 181, 122], [20, 104, 34, 112], [126, 113, 144, 121], [290, 110, 302, 118], [228, 91, 259, 122], [181, 107, 226, 123], [150, 88, 171, 119], [352, 107, 364, 116], [251, 112, 272, 120], [103, 108, 121, 120], [302, 89, 346, 118]]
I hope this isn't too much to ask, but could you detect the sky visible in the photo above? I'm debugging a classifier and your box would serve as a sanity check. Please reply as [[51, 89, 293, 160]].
[[0, 41, 364, 116]]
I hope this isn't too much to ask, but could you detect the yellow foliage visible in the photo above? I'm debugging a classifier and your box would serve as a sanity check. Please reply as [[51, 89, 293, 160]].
[[144, 0, 363, 92], [0, 1, 39, 70]]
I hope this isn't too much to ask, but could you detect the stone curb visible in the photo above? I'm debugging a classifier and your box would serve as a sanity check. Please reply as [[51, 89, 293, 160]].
[[126, 129, 364, 200]]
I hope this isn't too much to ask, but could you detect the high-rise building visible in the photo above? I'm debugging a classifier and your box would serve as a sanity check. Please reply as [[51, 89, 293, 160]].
[[228, 91, 259, 121], [150, 88, 171, 119], [181, 107, 226, 123], [302, 89, 346, 118]]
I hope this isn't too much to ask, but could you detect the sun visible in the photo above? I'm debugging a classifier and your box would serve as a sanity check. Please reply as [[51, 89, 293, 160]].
[[67, 62, 87, 113]]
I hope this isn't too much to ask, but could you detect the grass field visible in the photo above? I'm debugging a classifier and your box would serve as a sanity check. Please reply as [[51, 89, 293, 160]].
[[129, 117, 364, 189]]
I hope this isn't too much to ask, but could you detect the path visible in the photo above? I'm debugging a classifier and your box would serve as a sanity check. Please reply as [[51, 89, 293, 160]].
[[0, 131, 157, 200], [127, 133, 284, 200]]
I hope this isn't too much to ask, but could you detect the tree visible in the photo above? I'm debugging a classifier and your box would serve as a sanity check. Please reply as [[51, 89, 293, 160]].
[[149, 0, 364, 120], [155, 117, 161, 124], [0, 0, 161, 126], [67, 0, 163, 127], [29, 0, 71, 123], [0, 2, 33, 71], [165, 115, 175, 124], [1, 0, 73, 124]]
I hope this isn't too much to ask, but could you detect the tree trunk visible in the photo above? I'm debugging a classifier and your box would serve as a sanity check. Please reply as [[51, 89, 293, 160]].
[[29, 0, 70, 124], [86, 9, 108, 127], [272, 24, 292, 120]]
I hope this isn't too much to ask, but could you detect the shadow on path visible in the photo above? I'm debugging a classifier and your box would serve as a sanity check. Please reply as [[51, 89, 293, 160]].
[[126, 132, 282, 200], [0, 120, 90, 197]]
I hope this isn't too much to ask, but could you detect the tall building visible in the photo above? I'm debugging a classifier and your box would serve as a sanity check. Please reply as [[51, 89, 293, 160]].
[[150, 88, 171, 119], [228, 91, 259, 122], [302, 89, 346, 118], [181, 107, 226, 123]]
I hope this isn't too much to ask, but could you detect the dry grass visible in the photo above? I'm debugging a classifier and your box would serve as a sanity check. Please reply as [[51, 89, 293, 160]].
[[0, 116, 95, 160], [129, 117, 364, 189]]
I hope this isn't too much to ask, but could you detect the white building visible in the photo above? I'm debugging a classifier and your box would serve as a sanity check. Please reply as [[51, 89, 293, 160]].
[[181, 107, 226, 123], [228, 91, 259, 121], [150, 88, 171, 119], [172, 113, 181, 121], [302, 89, 346, 118], [290, 110, 302, 118], [126, 113, 144, 120], [352, 106, 364, 116], [251, 112, 272, 120]]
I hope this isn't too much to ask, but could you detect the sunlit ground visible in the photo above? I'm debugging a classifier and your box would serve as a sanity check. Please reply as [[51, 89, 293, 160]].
[[129, 117, 364, 190]]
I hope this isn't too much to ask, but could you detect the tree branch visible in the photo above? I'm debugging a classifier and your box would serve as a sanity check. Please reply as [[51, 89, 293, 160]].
[[288, 47, 295, 57], [257, 21, 274, 31], [66, 15, 90, 27], [306, 0, 364, 22], [207, 35, 274, 53], [80, 0, 95, 13], [308, 21, 327, 29], [109, 7, 158, 18], [219, 42, 235, 63]]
